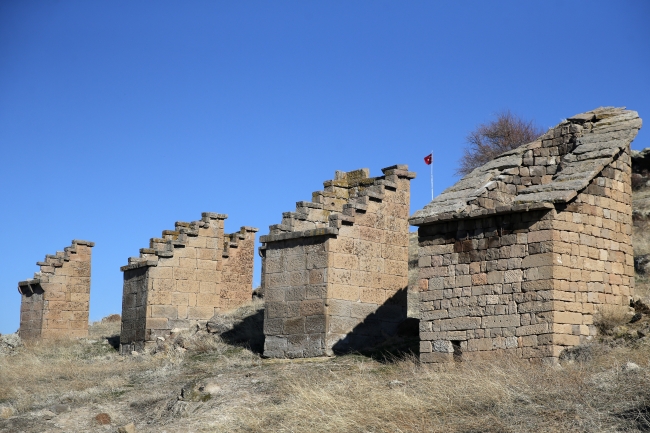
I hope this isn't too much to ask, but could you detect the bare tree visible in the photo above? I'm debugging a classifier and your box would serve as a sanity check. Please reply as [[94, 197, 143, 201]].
[[456, 110, 545, 176]]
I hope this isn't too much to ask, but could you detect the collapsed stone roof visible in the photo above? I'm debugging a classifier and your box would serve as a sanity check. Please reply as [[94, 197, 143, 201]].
[[410, 107, 642, 226]]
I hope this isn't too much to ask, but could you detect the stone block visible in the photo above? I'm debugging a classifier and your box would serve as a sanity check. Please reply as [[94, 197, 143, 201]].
[[329, 316, 358, 334], [284, 317, 306, 335], [439, 317, 482, 331], [187, 306, 215, 320], [421, 352, 454, 363], [481, 315, 520, 329], [300, 299, 325, 316], [264, 318, 284, 335], [350, 303, 377, 319], [146, 317, 169, 330], [327, 299, 352, 317], [305, 315, 326, 334], [151, 305, 178, 319]]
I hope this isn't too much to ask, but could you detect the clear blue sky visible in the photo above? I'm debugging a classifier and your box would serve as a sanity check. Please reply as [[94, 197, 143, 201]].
[[1, 1, 648, 333]]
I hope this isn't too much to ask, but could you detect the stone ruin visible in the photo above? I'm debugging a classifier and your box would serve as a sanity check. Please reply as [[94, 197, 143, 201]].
[[17, 240, 95, 340], [259, 165, 416, 357], [119, 212, 257, 353], [410, 107, 641, 363]]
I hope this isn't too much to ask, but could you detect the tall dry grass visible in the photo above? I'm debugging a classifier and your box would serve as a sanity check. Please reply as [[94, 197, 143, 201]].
[[0, 321, 181, 414], [2, 306, 650, 432], [214, 345, 650, 433]]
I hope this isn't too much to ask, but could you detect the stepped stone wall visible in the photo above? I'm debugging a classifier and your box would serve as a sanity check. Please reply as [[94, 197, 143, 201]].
[[260, 165, 415, 358], [18, 240, 94, 340], [410, 107, 641, 363], [120, 213, 257, 353]]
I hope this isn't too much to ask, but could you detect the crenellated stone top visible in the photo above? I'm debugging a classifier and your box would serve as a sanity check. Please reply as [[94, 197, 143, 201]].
[[410, 107, 642, 226], [260, 165, 416, 244], [120, 212, 258, 271], [18, 239, 95, 294]]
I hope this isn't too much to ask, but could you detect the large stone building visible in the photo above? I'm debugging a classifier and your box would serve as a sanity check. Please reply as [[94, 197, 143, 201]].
[[260, 165, 415, 358], [18, 240, 95, 340], [410, 107, 641, 363], [120, 212, 257, 353]]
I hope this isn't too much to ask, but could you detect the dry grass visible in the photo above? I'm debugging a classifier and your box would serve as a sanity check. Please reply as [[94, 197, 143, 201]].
[[0, 326, 172, 415], [594, 305, 634, 336], [218, 346, 650, 433], [633, 222, 650, 258], [2, 303, 650, 432]]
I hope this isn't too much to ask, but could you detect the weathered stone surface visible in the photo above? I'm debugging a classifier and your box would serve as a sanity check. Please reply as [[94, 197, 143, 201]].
[[261, 165, 415, 357], [119, 213, 257, 354], [411, 107, 641, 224], [17, 240, 94, 340], [412, 107, 640, 363]]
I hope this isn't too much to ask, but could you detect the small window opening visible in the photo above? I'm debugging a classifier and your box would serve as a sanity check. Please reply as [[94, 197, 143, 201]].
[[451, 340, 462, 362]]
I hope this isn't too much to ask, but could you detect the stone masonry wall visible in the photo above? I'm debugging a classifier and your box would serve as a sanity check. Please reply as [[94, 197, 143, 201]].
[[260, 165, 415, 357], [547, 152, 634, 340], [417, 151, 633, 363], [222, 228, 258, 309], [18, 240, 94, 340], [417, 209, 558, 362], [413, 108, 638, 363], [120, 213, 257, 353], [408, 231, 420, 319]]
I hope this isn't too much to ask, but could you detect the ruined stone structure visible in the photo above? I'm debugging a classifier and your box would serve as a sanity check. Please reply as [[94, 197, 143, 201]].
[[410, 107, 641, 363], [407, 232, 420, 319], [18, 240, 95, 340], [260, 165, 415, 358], [120, 213, 257, 353]]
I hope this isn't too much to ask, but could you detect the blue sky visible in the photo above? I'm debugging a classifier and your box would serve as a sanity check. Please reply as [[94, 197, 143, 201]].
[[1, 1, 648, 333]]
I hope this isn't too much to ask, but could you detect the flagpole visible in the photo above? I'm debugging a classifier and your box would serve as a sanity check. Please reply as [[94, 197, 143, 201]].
[[430, 150, 434, 200]]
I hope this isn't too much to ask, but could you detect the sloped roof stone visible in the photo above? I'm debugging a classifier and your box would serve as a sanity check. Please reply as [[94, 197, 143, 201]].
[[410, 107, 642, 226]]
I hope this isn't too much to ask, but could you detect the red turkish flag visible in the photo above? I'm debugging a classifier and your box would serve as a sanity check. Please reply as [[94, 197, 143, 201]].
[[424, 153, 432, 165]]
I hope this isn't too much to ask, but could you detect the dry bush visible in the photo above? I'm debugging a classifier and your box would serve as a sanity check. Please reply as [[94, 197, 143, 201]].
[[594, 306, 633, 335], [88, 319, 121, 340], [633, 219, 650, 258], [457, 111, 544, 176], [636, 274, 650, 303], [632, 173, 647, 190]]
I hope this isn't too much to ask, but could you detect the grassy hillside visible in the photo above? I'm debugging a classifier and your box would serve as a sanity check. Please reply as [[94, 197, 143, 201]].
[[2, 302, 650, 432]]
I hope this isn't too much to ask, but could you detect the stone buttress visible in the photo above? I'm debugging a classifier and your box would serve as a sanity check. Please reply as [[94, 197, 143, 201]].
[[410, 107, 641, 363], [260, 165, 416, 358], [119, 212, 257, 353], [18, 240, 95, 340]]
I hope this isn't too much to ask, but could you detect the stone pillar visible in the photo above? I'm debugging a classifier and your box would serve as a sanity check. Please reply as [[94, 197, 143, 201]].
[[120, 213, 257, 353], [18, 240, 94, 340], [260, 165, 416, 357]]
